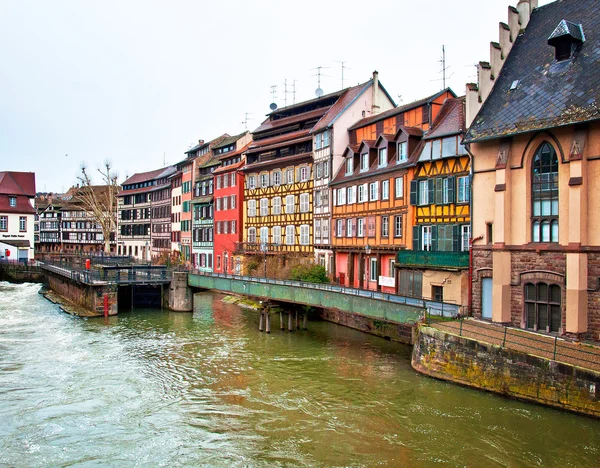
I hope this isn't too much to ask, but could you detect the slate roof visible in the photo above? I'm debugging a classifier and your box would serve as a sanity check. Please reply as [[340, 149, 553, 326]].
[[122, 167, 171, 186], [424, 97, 466, 140], [465, 0, 600, 143], [212, 131, 248, 150]]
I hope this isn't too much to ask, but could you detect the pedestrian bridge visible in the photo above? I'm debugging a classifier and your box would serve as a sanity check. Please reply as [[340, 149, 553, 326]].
[[188, 272, 460, 325]]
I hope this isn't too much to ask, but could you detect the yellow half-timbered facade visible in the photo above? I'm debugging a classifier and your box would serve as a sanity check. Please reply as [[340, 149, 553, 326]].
[[403, 97, 470, 308]]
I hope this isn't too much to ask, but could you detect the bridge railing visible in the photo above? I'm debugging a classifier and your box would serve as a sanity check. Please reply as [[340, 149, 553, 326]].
[[189, 270, 461, 316], [40, 260, 172, 285]]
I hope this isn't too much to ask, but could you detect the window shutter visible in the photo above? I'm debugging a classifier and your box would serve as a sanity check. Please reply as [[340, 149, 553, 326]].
[[431, 225, 438, 252], [412, 226, 420, 251], [428, 179, 435, 205], [332, 189, 337, 206], [453, 224, 461, 252], [410, 180, 418, 205], [374, 181, 379, 200], [435, 178, 443, 205], [352, 218, 357, 237], [447, 176, 456, 203]]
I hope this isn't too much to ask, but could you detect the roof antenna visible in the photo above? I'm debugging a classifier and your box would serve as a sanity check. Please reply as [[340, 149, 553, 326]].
[[163, 152, 167, 166], [269, 84, 278, 111], [431, 45, 454, 90], [292, 79, 297, 104], [311, 65, 330, 97], [241, 112, 254, 130], [335, 61, 350, 89]]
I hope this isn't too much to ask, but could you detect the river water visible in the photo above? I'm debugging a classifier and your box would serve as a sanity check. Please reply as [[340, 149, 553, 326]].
[[0, 282, 599, 467]]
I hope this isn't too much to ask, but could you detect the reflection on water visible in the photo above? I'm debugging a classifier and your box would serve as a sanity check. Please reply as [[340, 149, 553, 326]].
[[0, 282, 598, 467]]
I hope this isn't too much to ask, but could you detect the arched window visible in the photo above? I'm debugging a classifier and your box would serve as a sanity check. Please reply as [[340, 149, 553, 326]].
[[524, 282, 561, 332], [531, 142, 559, 242]]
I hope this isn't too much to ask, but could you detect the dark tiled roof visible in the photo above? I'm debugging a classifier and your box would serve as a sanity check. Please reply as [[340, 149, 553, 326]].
[[253, 107, 331, 134], [122, 167, 173, 186], [212, 131, 248, 149], [246, 130, 311, 154], [424, 97, 466, 140], [213, 160, 245, 175], [347, 88, 456, 131], [465, 0, 600, 142], [311, 82, 371, 133]]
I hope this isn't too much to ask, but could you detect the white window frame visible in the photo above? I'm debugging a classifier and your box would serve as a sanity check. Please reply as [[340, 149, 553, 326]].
[[273, 171, 282, 186], [260, 226, 269, 244], [300, 224, 310, 245], [457, 175, 470, 203], [422, 225, 432, 251], [285, 225, 295, 245], [461, 225, 471, 252], [369, 181, 379, 201], [382, 180, 389, 200], [360, 153, 369, 172], [260, 173, 269, 188], [419, 180, 429, 205], [346, 218, 353, 237], [247, 199, 256, 217], [260, 198, 269, 216], [397, 141, 408, 163], [248, 175, 256, 190], [369, 257, 377, 282], [378, 147, 387, 167], [357, 218, 365, 237], [248, 227, 256, 243], [272, 197, 282, 215], [300, 193, 310, 213], [299, 166, 310, 182], [345, 157, 353, 175], [394, 215, 402, 238], [285, 195, 295, 214], [273, 226, 282, 244]]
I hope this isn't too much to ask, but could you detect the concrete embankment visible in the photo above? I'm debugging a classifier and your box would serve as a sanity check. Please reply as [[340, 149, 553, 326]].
[[411, 326, 600, 418]]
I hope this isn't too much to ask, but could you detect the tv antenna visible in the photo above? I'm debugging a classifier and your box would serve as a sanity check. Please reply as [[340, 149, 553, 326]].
[[335, 61, 350, 89], [241, 112, 254, 130], [311, 65, 330, 97], [163, 152, 167, 166], [292, 79, 297, 104], [269, 84, 278, 111], [433, 45, 453, 89]]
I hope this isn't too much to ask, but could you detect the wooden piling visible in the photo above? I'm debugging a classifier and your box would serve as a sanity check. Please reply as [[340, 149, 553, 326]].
[[259, 311, 264, 332], [303, 313, 307, 330], [280, 311, 284, 330], [266, 309, 271, 333], [288, 311, 293, 332], [295, 310, 299, 329]]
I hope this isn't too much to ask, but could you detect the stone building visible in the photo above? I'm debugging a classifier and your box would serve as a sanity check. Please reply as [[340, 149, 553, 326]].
[[465, 0, 600, 340]]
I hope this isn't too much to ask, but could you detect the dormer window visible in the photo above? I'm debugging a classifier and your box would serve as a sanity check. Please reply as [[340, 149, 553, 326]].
[[548, 19, 585, 62], [9, 196, 16, 207], [378, 148, 387, 167], [360, 153, 369, 172], [345, 157, 353, 175]]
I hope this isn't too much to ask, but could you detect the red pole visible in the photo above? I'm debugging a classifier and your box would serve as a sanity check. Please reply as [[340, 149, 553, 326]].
[[103, 294, 109, 318]]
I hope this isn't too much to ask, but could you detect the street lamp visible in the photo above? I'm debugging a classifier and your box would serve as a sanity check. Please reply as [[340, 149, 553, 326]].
[[365, 244, 372, 255]]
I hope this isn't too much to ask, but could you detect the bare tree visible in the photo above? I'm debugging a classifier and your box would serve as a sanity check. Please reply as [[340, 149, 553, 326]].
[[76, 160, 119, 254]]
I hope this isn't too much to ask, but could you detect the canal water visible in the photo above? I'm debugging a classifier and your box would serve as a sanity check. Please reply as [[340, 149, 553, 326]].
[[1, 282, 599, 467]]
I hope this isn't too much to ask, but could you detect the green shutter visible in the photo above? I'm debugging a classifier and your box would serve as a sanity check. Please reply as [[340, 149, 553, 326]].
[[431, 225, 438, 252], [453, 224, 461, 252], [435, 178, 443, 205], [428, 179, 434, 205], [410, 180, 418, 205], [412, 226, 420, 251], [448, 176, 456, 203]]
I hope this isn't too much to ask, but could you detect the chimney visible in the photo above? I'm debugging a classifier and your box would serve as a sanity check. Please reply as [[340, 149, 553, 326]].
[[371, 70, 380, 115], [198, 140, 204, 145]]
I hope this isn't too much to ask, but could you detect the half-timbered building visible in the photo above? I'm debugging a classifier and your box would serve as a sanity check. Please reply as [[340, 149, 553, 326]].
[[405, 97, 470, 307], [331, 89, 455, 292]]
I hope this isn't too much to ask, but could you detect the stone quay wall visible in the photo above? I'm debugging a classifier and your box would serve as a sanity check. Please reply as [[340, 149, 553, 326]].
[[412, 326, 600, 419], [46, 271, 118, 316]]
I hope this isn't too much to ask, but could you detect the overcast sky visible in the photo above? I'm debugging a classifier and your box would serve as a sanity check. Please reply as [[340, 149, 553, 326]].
[[1, 0, 552, 192]]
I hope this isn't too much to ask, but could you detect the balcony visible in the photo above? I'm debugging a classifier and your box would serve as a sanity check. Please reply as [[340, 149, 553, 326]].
[[234, 242, 286, 255], [396, 250, 469, 269]]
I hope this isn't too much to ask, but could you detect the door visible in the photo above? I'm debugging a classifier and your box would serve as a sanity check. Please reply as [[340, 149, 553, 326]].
[[482, 278, 493, 319]]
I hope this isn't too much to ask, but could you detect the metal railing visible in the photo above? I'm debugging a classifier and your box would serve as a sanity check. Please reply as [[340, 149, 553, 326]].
[[396, 250, 469, 268], [189, 269, 461, 315], [431, 317, 600, 371], [40, 260, 171, 285]]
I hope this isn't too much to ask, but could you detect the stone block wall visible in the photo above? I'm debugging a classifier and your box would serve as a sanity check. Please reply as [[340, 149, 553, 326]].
[[412, 326, 600, 418], [46, 271, 117, 316]]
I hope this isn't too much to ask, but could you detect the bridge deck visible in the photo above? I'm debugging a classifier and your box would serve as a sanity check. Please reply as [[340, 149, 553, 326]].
[[41, 262, 172, 286]]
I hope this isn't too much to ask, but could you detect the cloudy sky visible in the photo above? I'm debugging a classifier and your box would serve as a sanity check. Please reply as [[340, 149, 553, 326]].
[[0, 0, 551, 192]]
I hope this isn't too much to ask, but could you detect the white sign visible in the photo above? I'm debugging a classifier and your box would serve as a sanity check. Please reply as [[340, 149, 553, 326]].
[[378, 276, 395, 287]]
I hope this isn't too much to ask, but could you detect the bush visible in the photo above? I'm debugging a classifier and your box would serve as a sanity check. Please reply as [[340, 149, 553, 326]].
[[289, 263, 330, 284]]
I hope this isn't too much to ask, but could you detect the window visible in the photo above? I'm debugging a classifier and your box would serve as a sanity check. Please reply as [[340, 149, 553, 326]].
[[422, 225, 432, 251], [273, 171, 282, 185], [248, 199, 257, 217], [397, 141, 408, 163], [336, 188, 346, 206], [347, 186, 356, 204], [260, 173, 269, 188], [532, 142, 559, 243], [336, 219, 344, 237], [323, 161, 329, 178], [285, 195, 295, 214], [315, 219, 321, 241], [216, 221, 222, 234], [389, 259, 395, 277], [300, 193, 310, 213], [369, 182, 379, 201], [360, 153, 369, 171], [231, 220, 236, 234], [260, 198, 269, 216], [323, 130, 330, 148], [457, 176, 470, 203], [248, 175, 256, 189], [345, 157, 353, 175], [367, 216, 375, 237], [230, 195, 236, 209], [0, 216, 7, 231], [394, 216, 402, 238], [285, 225, 295, 245], [461, 225, 470, 252], [223, 174, 229, 188], [248, 227, 256, 243], [370, 257, 377, 282], [357, 218, 365, 237], [260, 226, 269, 244], [223, 221, 229, 234], [273, 226, 282, 244], [300, 225, 310, 245], [9, 197, 16, 207], [378, 148, 387, 167], [231, 173, 236, 187], [525, 283, 561, 332], [416, 180, 431, 205], [434, 177, 455, 205], [222, 197, 228, 210], [441, 136, 457, 158], [272, 197, 282, 215], [358, 184, 367, 203], [437, 225, 454, 252], [395, 177, 404, 199], [347, 219, 353, 237], [432, 286, 444, 302], [400, 270, 423, 298], [381, 216, 389, 237], [19, 216, 26, 232], [299, 166, 310, 182], [382, 180, 389, 200], [322, 219, 329, 240], [315, 163, 323, 179], [286, 168, 294, 184]]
